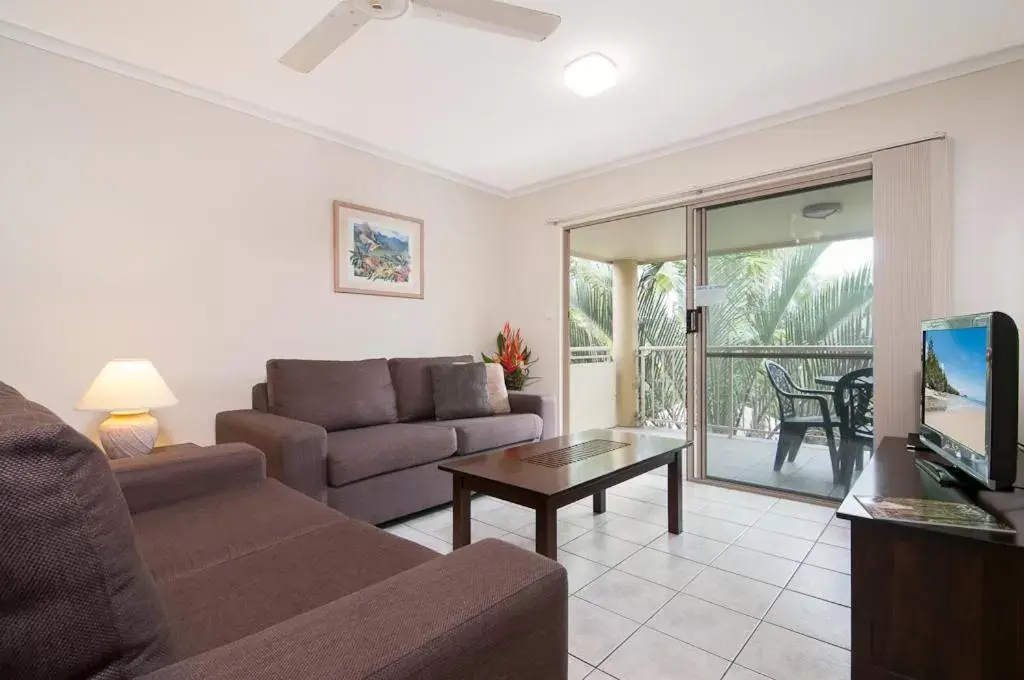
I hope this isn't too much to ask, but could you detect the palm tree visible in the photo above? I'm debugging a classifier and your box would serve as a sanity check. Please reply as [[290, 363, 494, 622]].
[[569, 239, 873, 436]]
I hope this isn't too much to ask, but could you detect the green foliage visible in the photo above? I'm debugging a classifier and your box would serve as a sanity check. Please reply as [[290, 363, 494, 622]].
[[569, 240, 874, 435], [923, 338, 959, 395]]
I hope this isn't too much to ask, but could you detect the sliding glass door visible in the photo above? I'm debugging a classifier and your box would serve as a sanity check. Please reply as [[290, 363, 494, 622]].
[[695, 178, 875, 500]]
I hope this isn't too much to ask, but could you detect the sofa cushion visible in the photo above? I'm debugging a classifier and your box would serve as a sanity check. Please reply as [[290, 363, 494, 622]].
[[388, 355, 473, 422], [439, 413, 543, 455], [134, 479, 346, 584], [326, 423, 457, 487], [266, 358, 397, 431], [0, 382, 172, 679], [431, 363, 492, 420], [159, 520, 438, 658]]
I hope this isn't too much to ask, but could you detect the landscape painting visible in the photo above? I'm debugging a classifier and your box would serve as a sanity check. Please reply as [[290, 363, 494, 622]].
[[333, 201, 423, 299], [922, 326, 989, 454]]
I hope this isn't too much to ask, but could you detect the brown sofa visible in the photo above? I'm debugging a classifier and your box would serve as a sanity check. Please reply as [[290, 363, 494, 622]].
[[0, 381, 568, 680], [216, 356, 557, 524]]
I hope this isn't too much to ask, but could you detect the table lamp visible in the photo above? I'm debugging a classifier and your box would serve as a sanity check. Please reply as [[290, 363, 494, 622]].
[[77, 359, 178, 459]]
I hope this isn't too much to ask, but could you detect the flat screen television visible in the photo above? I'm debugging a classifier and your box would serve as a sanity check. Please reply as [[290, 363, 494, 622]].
[[919, 312, 1018, 490]]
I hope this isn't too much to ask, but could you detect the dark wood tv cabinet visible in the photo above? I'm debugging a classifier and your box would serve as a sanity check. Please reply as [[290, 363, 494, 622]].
[[837, 437, 1024, 680]]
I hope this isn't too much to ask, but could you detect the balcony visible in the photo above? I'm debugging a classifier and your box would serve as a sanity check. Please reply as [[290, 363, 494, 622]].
[[570, 344, 873, 501]]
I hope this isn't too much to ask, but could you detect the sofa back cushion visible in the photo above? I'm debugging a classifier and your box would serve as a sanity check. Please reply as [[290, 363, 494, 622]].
[[431, 363, 492, 420], [388, 355, 473, 422], [266, 359, 398, 430], [0, 381, 172, 679]]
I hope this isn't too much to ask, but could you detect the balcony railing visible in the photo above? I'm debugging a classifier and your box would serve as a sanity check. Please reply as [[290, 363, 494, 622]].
[[637, 344, 873, 437]]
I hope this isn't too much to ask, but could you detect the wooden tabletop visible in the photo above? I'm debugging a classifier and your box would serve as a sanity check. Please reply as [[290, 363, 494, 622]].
[[439, 429, 691, 496]]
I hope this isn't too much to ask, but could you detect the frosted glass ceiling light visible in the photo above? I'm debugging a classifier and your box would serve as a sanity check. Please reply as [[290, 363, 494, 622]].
[[564, 52, 618, 97]]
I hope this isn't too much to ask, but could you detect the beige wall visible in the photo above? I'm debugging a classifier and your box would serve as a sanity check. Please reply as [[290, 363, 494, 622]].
[[0, 39, 508, 444], [507, 59, 1024, 440]]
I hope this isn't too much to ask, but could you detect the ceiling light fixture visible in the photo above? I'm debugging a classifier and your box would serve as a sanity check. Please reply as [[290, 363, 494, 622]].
[[802, 202, 842, 220], [564, 52, 618, 97]]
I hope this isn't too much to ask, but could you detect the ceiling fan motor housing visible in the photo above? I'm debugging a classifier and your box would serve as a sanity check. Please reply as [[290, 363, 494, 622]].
[[352, 0, 409, 20]]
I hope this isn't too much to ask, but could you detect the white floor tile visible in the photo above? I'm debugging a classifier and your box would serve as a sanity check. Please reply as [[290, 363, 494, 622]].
[[384, 525, 452, 554], [818, 524, 851, 549], [577, 570, 676, 623], [712, 545, 799, 587], [648, 532, 729, 564], [563, 531, 643, 567], [474, 504, 536, 531], [512, 519, 590, 546], [804, 543, 851, 574], [596, 515, 666, 545], [691, 500, 766, 526], [786, 564, 851, 607], [558, 550, 611, 594], [682, 513, 749, 543], [420, 518, 505, 543], [498, 533, 536, 551], [608, 483, 663, 504], [735, 527, 814, 562], [470, 495, 507, 513], [568, 597, 640, 666], [753, 513, 827, 541], [648, 593, 759, 660], [829, 516, 851, 529], [633, 473, 669, 490], [723, 665, 771, 680], [559, 503, 615, 529], [404, 508, 453, 533], [770, 499, 837, 523], [617, 547, 705, 590], [600, 626, 731, 680], [736, 623, 850, 680], [585, 671, 616, 680], [765, 590, 851, 649], [568, 655, 593, 680], [605, 496, 668, 524], [711, 488, 779, 512], [683, 567, 782, 618]]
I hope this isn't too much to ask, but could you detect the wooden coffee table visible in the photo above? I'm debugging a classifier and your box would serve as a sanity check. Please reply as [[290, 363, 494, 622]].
[[438, 429, 692, 558]]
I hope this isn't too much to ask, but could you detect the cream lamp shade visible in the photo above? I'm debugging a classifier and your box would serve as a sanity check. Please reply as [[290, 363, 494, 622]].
[[77, 359, 177, 459]]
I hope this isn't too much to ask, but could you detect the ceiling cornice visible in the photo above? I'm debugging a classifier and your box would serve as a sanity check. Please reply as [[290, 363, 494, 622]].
[[2, 19, 1022, 200], [506, 44, 1024, 198], [0, 19, 514, 198]]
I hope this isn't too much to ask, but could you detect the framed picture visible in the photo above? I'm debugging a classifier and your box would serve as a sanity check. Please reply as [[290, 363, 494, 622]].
[[333, 201, 424, 299]]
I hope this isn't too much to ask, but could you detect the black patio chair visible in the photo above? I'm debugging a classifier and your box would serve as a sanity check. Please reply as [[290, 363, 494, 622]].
[[764, 360, 838, 478], [833, 367, 874, 493]]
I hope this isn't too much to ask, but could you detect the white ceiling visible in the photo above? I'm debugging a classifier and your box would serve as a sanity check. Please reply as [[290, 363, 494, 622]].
[[2, 1, 1023, 195], [571, 180, 872, 262]]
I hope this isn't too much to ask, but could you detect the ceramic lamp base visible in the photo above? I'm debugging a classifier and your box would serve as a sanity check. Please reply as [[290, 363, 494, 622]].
[[98, 410, 158, 459]]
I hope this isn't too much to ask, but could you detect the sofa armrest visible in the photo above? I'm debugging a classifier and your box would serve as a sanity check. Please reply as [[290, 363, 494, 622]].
[[216, 409, 328, 502], [140, 539, 567, 680], [110, 443, 265, 514], [508, 392, 558, 439]]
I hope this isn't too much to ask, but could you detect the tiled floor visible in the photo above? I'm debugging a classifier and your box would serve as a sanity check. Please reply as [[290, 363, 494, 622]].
[[384, 474, 852, 680]]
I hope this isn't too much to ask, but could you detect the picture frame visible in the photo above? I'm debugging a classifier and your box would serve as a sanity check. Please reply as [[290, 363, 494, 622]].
[[332, 200, 424, 299]]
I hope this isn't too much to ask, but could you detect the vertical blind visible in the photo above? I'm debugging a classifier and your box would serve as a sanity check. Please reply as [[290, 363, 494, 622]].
[[871, 139, 952, 444]]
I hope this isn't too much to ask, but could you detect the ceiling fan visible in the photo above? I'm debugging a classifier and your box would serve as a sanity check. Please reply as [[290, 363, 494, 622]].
[[280, 0, 562, 73]]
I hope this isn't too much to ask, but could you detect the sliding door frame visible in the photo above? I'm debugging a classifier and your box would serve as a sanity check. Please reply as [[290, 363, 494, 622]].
[[686, 163, 873, 493]]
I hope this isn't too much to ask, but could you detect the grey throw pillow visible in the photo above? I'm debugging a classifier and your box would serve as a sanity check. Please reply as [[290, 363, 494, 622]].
[[430, 363, 492, 420]]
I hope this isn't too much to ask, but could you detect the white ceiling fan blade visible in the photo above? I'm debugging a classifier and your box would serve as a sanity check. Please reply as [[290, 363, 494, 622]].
[[279, 1, 371, 73], [410, 0, 561, 42]]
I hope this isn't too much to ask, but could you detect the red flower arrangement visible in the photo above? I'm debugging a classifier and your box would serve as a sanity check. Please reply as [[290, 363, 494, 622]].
[[482, 322, 538, 391]]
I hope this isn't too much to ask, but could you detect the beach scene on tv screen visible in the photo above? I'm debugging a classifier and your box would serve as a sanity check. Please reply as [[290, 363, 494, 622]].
[[923, 326, 989, 455]]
